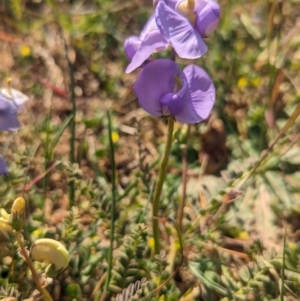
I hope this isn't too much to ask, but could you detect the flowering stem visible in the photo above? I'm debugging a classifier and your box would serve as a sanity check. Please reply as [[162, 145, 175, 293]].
[[15, 232, 54, 301], [152, 117, 174, 254]]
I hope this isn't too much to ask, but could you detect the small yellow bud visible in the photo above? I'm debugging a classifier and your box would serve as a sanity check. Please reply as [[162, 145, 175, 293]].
[[11, 197, 25, 216], [10, 197, 26, 231], [30, 238, 70, 271], [19, 45, 31, 57], [148, 237, 155, 249], [111, 131, 120, 143], [237, 77, 248, 89]]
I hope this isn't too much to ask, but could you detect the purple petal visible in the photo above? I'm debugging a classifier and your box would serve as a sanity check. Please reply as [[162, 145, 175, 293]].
[[0, 113, 21, 131], [155, 1, 207, 59], [175, 65, 215, 124], [0, 88, 28, 110], [154, 0, 178, 9], [0, 156, 8, 175], [126, 30, 169, 73], [0, 94, 21, 131], [124, 36, 141, 60], [160, 92, 183, 116], [133, 59, 180, 116], [140, 14, 158, 40], [195, 0, 220, 36], [165, 0, 179, 9]]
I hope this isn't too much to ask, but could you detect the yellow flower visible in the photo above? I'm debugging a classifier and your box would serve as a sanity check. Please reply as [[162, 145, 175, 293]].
[[111, 131, 120, 143], [19, 45, 31, 57], [30, 238, 69, 271], [237, 77, 248, 88], [148, 237, 155, 249]]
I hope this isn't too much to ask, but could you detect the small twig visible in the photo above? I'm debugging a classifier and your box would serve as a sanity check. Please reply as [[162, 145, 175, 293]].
[[89, 272, 106, 301], [98, 290, 108, 301]]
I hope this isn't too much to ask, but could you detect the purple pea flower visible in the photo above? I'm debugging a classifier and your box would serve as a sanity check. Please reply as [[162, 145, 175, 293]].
[[155, 0, 220, 59], [125, 14, 169, 73], [0, 88, 28, 131], [0, 87, 28, 175], [0, 156, 8, 175], [133, 59, 215, 124]]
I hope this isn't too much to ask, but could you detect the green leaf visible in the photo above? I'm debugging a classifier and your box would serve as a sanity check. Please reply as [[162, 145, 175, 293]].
[[238, 265, 251, 283], [240, 13, 262, 40], [50, 114, 74, 152], [189, 262, 229, 296]]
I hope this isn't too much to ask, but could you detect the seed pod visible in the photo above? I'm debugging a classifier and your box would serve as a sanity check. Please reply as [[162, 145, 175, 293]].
[[30, 238, 69, 271]]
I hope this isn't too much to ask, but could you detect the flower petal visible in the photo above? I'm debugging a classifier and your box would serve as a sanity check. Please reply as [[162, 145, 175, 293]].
[[124, 36, 141, 60], [140, 14, 158, 40], [0, 156, 8, 175], [155, 1, 207, 59], [126, 30, 169, 73], [154, 0, 178, 9], [160, 92, 183, 116], [0, 94, 21, 131], [175, 65, 215, 124], [0, 88, 28, 109], [133, 59, 180, 116], [195, 0, 220, 36]]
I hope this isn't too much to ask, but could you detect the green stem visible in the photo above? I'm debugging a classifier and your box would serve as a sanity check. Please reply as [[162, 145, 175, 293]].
[[104, 111, 116, 291], [152, 117, 175, 254], [47, 0, 76, 206], [62, 34, 76, 207]]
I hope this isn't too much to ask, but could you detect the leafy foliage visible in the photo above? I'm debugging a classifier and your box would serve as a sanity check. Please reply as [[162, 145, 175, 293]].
[[0, 0, 300, 301]]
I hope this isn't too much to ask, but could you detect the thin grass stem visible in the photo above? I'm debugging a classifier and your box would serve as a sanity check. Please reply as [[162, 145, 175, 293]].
[[280, 227, 287, 301], [104, 111, 117, 291], [152, 117, 175, 254]]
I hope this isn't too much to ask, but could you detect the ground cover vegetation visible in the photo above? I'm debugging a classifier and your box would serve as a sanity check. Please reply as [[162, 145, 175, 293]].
[[0, 0, 300, 300]]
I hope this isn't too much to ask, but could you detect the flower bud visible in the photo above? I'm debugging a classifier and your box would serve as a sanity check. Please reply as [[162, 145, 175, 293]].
[[10, 197, 25, 231], [11, 197, 25, 216], [195, 0, 220, 37], [30, 238, 69, 271]]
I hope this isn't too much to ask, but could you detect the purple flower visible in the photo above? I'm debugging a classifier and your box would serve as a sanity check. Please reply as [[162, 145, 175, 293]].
[[155, 0, 220, 59], [125, 14, 169, 73], [0, 156, 8, 175], [133, 59, 215, 124], [0, 88, 28, 131]]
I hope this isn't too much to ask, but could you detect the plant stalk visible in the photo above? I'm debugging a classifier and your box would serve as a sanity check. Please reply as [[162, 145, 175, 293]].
[[152, 117, 175, 254], [15, 232, 54, 301], [177, 125, 190, 230], [104, 111, 117, 291]]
